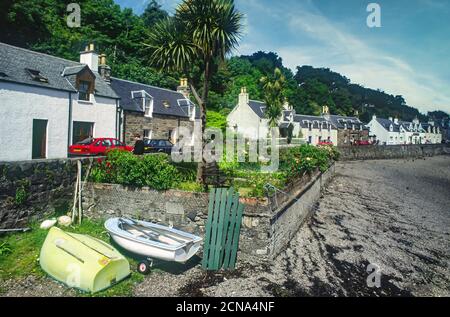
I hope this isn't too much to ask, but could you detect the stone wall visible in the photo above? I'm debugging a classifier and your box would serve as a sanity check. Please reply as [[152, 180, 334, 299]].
[[338, 144, 450, 161], [0, 157, 95, 229], [83, 164, 336, 259], [123, 112, 193, 145]]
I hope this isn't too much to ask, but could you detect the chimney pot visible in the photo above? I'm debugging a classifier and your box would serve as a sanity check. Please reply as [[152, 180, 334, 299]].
[[80, 43, 99, 71]]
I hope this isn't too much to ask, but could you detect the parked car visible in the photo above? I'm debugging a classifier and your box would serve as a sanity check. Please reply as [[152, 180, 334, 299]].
[[318, 141, 334, 146], [69, 138, 133, 157], [355, 140, 371, 146], [144, 139, 174, 154]]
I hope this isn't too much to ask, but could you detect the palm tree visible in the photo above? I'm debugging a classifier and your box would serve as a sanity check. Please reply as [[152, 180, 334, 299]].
[[261, 68, 286, 129], [147, 0, 244, 184]]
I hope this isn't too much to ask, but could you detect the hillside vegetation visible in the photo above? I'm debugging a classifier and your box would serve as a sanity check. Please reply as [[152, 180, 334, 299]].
[[1, 0, 443, 123]]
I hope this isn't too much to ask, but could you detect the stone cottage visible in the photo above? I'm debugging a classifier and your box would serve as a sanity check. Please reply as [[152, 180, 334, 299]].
[[111, 78, 198, 146]]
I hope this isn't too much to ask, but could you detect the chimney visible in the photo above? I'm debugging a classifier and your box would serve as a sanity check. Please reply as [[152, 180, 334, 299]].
[[283, 100, 292, 111], [394, 118, 399, 125], [372, 114, 377, 120], [98, 54, 111, 84], [239, 87, 249, 107], [80, 43, 99, 71], [177, 78, 190, 99], [388, 116, 393, 122]]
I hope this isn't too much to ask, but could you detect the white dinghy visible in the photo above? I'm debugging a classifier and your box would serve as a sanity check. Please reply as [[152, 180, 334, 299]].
[[105, 218, 202, 273]]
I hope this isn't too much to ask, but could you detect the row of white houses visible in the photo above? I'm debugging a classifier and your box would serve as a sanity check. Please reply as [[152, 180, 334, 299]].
[[366, 115, 442, 145], [0, 42, 445, 162], [227, 88, 444, 146]]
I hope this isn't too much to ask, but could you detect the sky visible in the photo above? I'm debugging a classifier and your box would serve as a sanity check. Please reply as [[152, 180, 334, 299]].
[[115, 0, 450, 114]]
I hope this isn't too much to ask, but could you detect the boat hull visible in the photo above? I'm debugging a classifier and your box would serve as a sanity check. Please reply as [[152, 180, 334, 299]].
[[105, 218, 202, 263], [39, 227, 130, 293]]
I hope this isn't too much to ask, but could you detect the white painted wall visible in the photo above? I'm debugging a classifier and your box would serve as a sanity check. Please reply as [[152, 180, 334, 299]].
[[227, 99, 263, 139], [71, 94, 117, 143], [301, 127, 338, 146], [0, 82, 69, 161]]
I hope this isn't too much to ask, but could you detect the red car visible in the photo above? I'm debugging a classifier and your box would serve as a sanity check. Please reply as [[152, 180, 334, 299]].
[[318, 141, 334, 146], [69, 138, 133, 156], [355, 140, 371, 146]]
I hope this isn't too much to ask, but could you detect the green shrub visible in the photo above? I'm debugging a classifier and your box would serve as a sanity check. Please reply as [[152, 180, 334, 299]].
[[280, 144, 336, 176], [90, 150, 181, 190], [0, 242, 12, 256]]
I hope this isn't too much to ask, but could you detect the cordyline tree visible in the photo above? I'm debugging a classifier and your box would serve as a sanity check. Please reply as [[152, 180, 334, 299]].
[[261, 68, 287, 128], [147, 0, 244, 184]]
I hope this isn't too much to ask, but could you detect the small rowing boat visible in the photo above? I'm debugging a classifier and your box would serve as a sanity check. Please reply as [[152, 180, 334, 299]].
[[104, 218, 202, 267], [39, 227, 130, 293]]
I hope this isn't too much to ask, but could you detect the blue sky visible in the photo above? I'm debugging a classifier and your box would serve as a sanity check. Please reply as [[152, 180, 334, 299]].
[[115, 0, 450, 114]]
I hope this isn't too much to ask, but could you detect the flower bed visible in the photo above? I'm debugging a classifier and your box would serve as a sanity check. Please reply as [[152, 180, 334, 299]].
[[89, 145, 339, 198]]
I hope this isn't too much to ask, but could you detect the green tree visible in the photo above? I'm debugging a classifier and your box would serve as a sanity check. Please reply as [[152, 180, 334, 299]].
[[261, 68, 286, 128], [142, 0, 168, 27], [147, 0, 244, 184]]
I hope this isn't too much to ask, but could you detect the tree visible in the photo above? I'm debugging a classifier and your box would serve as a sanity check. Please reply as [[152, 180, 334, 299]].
[[147, 0, 243, 184], [261, 68, 286, 128], [142, 0, 168, 27]]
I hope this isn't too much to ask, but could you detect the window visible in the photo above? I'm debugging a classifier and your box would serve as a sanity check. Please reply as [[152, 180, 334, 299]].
[[72, 122, 94, 144], [78, 80, 91, 101], [26, 68, 48, 83], [308, 136, 312, 144], [144, 129, 152, 140], [112, 139, 124, 146], [144, 98, 153, 117], [308, 123, 312, 131], [102, 139, 112, 147]]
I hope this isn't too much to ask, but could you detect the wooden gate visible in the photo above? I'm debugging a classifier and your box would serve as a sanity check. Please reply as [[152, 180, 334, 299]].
[[202, 187, 244, 271]]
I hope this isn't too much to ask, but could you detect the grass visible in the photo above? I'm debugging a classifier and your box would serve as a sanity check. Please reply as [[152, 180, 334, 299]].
[[0, 217, 150, 297]]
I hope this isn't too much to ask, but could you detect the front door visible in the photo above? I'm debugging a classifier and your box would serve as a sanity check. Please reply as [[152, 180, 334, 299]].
[[32, 119, 47, 159]]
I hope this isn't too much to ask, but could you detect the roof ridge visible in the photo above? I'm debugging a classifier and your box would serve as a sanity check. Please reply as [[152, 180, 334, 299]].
[[0, 42, 81, 65], [111, 77, 186, 96]]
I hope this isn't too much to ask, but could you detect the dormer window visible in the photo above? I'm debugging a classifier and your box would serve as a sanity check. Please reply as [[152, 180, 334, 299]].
[[26, 68, 48, 83], [390, 125, 394, 132], [132, 90, 153, 117], [344, 123, 348, 130], [78, 80, 91, 101], [352, 124, 355, 131]]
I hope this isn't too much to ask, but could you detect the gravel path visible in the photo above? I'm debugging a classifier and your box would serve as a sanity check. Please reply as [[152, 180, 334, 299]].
[[152, 156, 450, 297]]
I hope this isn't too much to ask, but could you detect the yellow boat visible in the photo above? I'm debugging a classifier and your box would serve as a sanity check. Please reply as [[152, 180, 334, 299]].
[[39, 227, 130, 293]]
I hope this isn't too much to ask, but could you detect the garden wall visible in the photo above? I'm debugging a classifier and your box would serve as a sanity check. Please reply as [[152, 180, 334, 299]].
[[338, 144, 450, 161], [83, 163, 336, 260], [0, 157, 96, 229]]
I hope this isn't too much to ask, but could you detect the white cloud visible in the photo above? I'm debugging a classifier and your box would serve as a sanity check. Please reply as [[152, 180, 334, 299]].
[[236, 0, 450, 114]]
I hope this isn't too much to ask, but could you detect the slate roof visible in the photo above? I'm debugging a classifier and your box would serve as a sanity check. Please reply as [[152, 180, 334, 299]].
[[248, 100, 267, 118], [110, 78, 197, 119], [0, 42, 118, 99], [376, 118, 401, 132], [294, 115, 337, 130], [327, 114, 365, 130]]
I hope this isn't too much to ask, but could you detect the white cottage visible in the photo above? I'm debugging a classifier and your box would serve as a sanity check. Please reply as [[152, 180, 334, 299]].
[[227, 88, 338, 145], [367, 115, 441, 145], [0, 43, 120, 161]]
